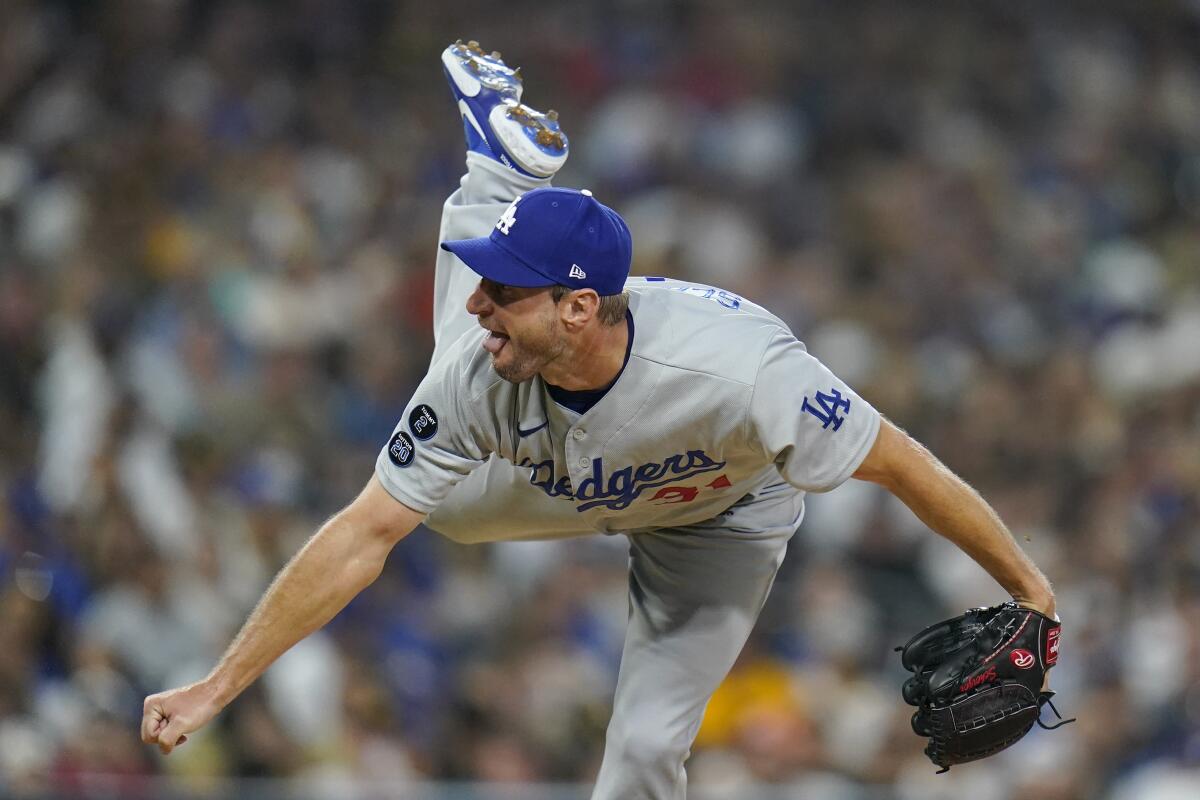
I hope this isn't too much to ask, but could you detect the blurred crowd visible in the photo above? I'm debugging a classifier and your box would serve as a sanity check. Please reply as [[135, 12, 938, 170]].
[[1, 1, 1199, 798]]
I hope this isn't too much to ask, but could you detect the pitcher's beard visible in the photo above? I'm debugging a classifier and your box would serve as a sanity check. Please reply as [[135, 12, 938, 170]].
[[492, 321, 565, 384], [493, 348, 544, 383]]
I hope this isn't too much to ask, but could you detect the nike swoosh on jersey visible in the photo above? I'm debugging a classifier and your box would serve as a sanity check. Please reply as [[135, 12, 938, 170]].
[[517, 420, 549, 438]]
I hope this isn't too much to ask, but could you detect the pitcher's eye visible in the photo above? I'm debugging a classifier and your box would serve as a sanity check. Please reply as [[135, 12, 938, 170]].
[[481, 279, 512, 303]]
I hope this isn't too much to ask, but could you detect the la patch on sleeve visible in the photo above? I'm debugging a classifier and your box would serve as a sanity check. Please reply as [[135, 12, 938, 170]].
[[802, 388, 851, 431], [387, 431, 416, 468]]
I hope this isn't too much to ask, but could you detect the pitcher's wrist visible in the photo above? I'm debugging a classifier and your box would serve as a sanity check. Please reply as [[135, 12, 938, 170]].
[[1013, 588, 1055, 618], [202, 671, 241, 710]]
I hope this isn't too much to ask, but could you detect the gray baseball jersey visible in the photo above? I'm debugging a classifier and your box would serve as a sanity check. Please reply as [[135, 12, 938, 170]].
[[375, 276, 881, 537]]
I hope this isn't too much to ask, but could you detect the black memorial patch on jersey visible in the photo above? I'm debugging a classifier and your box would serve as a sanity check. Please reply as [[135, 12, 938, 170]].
[[409, 404, 439, 440], [387, 431, 416, 468]]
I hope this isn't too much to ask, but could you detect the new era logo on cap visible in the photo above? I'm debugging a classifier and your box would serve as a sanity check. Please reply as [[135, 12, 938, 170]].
[[440, 187, 632, 295]]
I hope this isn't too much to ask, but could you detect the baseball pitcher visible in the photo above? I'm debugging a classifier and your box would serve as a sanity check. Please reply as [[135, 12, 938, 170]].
[[142, 41, 1060, 798]]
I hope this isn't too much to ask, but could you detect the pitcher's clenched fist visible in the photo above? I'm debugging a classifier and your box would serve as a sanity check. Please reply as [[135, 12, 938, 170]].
[[141, 682, 220, 755]]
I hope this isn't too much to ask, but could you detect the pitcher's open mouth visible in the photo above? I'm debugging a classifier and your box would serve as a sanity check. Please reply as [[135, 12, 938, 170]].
[[483, 331, 509, 354]]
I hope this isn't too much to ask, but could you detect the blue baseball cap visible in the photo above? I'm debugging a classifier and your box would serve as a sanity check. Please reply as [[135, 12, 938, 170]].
[[440, 187, 632, 296]]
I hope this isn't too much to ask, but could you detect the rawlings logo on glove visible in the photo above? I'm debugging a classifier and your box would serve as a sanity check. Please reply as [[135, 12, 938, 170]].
[[896, 602, 1075, 773]]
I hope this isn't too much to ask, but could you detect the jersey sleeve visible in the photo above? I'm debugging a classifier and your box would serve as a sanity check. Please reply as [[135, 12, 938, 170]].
[[746, 331, 881, 493], [374, 355, 493, 514]]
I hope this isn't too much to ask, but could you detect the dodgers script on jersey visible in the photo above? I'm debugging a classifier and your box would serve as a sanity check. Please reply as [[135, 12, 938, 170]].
[[375, 276, 881, 539]]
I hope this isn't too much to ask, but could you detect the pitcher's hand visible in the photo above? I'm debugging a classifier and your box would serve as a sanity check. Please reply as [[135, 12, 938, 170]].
[[141, 681, 221, 755]]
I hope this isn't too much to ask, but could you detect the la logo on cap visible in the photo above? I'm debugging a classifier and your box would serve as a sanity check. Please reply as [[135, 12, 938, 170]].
[[496, 199, 519, 235], [569, 264, 587, 279]]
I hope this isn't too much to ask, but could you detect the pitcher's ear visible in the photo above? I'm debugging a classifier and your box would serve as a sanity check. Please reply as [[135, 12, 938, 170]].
[[559, 288, 600, 330]]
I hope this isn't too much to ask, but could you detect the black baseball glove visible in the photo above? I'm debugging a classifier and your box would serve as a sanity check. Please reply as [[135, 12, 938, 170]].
[[897, 602, 1074, 772]]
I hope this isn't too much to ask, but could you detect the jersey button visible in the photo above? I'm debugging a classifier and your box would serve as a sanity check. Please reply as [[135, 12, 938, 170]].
[[572, 429, 586, 440], [577, 456, 589, 468]]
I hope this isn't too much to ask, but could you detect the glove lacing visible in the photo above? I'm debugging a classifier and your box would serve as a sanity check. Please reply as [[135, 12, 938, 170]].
[[1035, 693, 1076, 731]]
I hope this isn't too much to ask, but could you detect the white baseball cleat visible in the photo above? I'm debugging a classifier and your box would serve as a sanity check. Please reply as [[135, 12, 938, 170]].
[[442, 39, 568, 178]]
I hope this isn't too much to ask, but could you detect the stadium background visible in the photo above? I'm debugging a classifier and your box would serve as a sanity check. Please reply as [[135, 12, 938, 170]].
[[1, 0, 1199, 798]]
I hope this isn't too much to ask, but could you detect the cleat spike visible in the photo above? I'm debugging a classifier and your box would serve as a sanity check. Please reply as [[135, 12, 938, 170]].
[[491, 51, 502, 60], [546, 109, 559, 121], [514, 67, 522, 80], [506, 105, 535, 127]]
